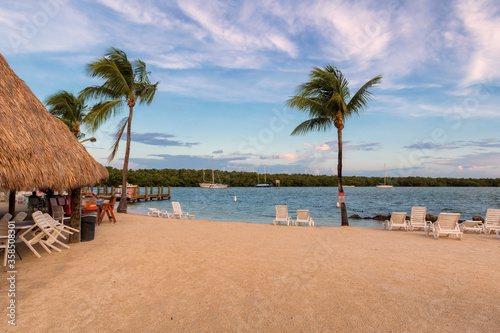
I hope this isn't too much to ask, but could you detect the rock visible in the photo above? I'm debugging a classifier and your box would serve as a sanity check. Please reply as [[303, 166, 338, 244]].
[[363, 216, 372, 219], [373, 214, 389, 221], [405, 216, 410, 220], [472, 215, 484, 222], [426, 213, 438, 222], [349, 214, 362, 219]]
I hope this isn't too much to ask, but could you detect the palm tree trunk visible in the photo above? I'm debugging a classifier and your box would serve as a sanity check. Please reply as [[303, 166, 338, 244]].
[[337, 127, 349, 226], [117, 105, 133, 213]]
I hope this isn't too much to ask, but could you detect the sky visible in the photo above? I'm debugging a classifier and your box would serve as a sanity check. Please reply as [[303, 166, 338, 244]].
[[1, 0, 500, 178]]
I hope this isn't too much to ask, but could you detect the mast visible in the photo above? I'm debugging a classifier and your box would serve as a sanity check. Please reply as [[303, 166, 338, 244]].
[[264, 166, 267, 183], [384, 164, 387, 185], [212, 155, 215, 184]]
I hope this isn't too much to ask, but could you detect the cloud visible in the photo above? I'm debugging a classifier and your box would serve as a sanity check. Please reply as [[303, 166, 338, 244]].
[[129, 154, 248, 169], [404, 142, 460, 150], [303, 140, 381, 152], [405, 138, 500, 150], [122, 132, 199, 148], [212, 149, 223, 154]]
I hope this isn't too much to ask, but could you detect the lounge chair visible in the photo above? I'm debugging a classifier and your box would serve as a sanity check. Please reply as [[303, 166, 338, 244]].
[[408, 207, 429, 231], [148, 208, 162, 217], [171, 202, 194, 219], [0, 213, 12, 223], [482, 209, 500, 235], [384, 212, 408, 231], [429, 213, 462, 240], [18, 211, 67, 258], [295, 210, 314, 227], [459, 220, 484, 233], [0, 220, 9, 266], [273, 205, 292, 226], [43, 213, 79, 236]]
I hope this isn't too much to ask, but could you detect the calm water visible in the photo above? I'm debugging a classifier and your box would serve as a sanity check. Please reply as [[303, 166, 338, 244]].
[[123, 187, 500, 228]]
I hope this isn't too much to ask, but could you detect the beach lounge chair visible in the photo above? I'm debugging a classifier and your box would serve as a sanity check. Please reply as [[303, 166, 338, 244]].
[[459, 220, 484, 233], [0, 220, 9, 266], [43, 213, 79, 236], [0, 213, 12, 223], [171, 202, 194, 219], [481, 209, 500, 235], [273, 205, 292, 226], [18, 211, 67, 258], [384, 212, 408, 231], [430, 213, 462, 240], [295, 210, 314, 227], [408, 207, 429, 231], [148, 208, 162, 217], [384, 212, 407, 230]]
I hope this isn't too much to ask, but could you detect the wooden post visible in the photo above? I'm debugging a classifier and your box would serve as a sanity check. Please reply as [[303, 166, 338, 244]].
[[168, 186, 171, 200], [69, 187, 81, 243], [8, 190, 16, 216]]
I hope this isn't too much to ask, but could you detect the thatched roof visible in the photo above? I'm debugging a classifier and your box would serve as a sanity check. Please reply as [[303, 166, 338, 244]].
[[0, 53, 108, 190]]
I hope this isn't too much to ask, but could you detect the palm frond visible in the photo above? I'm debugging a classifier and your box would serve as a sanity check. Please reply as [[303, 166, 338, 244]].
[[108, 117, 128, 162], [84, 100, 124, 132], [291, 117, 333, 136], [347, 75, 382, 115]]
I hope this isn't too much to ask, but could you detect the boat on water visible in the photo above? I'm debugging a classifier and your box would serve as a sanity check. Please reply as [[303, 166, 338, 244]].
[[343, 185, 355, 188], [199, 156, 228, 188], [376, 164, 393, 188], [255, 166, 272, 187]]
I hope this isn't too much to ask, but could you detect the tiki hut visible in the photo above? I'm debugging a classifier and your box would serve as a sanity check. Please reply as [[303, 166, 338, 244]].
[[0, 53, 108, 241]]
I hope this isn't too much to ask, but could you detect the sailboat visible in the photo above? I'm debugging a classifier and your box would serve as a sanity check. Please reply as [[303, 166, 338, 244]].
[[255, 166, 272, 187], [199, 156, 228, 188], [376, 164, 393, 188]]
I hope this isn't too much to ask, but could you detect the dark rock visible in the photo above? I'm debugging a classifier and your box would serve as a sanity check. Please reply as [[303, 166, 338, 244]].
[[349, 214, 362, 219], [363, 216, 372, 219], [426, 213, 438, 222], [373, 214, 389, 221], [472, 215, 484, 222], [405, 216, 410, 220]]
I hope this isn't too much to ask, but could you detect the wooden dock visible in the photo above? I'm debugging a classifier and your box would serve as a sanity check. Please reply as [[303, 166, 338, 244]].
[[82, 186, 171, 202]]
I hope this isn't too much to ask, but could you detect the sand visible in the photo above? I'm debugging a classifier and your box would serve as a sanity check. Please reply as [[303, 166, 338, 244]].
[[1, 210, 500, 332]]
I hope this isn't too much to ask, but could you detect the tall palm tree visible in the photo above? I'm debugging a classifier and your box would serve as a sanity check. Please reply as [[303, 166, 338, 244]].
[[81, 47, 159, 213], [45, 90, 89, 139], [287, 64, 381, 226]]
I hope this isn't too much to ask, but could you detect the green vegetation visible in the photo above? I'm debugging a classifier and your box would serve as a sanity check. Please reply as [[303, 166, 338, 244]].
[[101, 167, 500, 187], [45, 90, 91, 140], [82, 47, 159, 213], [287, 64, 382, 226]]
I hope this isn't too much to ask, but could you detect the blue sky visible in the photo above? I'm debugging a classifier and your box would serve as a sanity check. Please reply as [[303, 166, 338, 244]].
[[1, 0, 499, 178]]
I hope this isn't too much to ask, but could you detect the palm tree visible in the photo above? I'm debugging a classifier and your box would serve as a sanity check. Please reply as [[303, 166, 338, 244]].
[[287, 64, 381, 226], [45, 90, 89, 139], [81, 47, 159, 213]]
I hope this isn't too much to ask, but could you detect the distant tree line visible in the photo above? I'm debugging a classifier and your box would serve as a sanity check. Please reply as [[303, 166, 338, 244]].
[[101, 167, 500, 187]]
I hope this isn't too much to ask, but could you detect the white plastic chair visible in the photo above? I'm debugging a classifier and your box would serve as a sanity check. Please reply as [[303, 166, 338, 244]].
[[430, 213, 462, 240], [148, 208, 162, 217], [43, 213, 79, 236], [459, 220, 484, 233], [0, 213, 12, 223], [273, 205, 292, 226], [19, 211, 67, 258], [384, 212, 408, 231], [171, 202, 194, 219], [409, 207, 429, 231], [482, 209, 500, 235], [295, 210, 314, 227]]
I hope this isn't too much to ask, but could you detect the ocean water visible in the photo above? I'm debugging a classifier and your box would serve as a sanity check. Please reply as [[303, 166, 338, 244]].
[[122, 187, 500, 227]]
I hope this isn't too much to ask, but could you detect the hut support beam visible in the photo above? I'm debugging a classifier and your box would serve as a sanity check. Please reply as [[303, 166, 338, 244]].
[[8, 190, 16, 216], [69, 187, 81, 243]]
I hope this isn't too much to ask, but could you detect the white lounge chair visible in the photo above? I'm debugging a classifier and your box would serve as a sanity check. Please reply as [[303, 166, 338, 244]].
[[384, 212, 408, 230], [18, 211, 67, 258], [0, 213, 12, 223], [273, 205, 292, 226], [171, 202, 194, 219], [459, 220, 484, 233], [0, 221, 9, 266], [482, 209, 500, 235], [295, 210, 314, 227], [408, 207, 429, 231], [148, 208, 162, 217], [430, 213, 462, 240], [43, 213, 79, 236]]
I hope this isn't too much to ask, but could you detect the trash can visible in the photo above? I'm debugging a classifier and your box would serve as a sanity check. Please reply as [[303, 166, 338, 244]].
[[81, 215, 96, 242]]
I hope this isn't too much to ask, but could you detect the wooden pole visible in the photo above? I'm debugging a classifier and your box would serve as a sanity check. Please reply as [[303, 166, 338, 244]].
[[69, 187, 81, 243], [8, 190, 16, 216]]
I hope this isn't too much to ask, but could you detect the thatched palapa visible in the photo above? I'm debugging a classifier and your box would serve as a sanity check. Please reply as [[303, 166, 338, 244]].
[[0, 53, 108, 190]]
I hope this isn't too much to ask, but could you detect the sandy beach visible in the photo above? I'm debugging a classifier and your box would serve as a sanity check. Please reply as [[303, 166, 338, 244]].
[[1, 210, 500, 332]]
